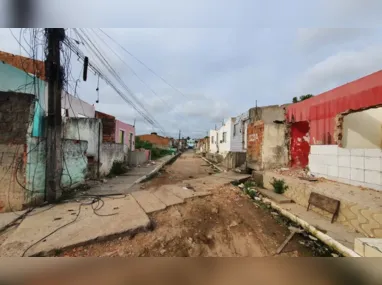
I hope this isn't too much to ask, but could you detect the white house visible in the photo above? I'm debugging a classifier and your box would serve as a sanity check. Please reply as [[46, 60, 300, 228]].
[[209, 111, 249, 157]]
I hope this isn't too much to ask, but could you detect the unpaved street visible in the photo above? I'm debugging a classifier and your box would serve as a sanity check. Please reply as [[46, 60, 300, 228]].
[[58, 152, 328, 257]]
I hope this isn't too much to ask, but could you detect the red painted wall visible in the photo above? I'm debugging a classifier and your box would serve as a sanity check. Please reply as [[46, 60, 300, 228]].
[[290, 121, 310, 168], [286, 70, 382, 145]]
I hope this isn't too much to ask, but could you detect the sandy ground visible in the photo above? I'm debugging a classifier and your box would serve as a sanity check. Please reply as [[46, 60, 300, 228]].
[[58, 151, 322, 257]]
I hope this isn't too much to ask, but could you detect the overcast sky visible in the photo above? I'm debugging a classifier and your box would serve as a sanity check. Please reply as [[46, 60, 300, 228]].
[[1, 0, 382, 138]]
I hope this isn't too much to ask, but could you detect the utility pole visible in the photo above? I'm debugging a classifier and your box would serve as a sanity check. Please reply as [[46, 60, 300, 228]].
[[45, 28, 65, 203]]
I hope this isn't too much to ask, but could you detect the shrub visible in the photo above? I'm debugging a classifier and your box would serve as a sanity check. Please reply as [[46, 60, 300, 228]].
[[244, 181, 255, 189], [109, 161, 127, 176], [270, 178, 288, 194]]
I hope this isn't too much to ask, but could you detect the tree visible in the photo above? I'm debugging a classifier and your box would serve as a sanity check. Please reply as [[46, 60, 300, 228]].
[[292, 94, 313, 103]]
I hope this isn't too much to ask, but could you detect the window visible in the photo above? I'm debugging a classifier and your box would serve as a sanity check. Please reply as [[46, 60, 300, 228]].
[[222, 132, 227, 143], [211, 136, 214, 144], [119, 130, 125, 144], [233, 123, 239, 136]]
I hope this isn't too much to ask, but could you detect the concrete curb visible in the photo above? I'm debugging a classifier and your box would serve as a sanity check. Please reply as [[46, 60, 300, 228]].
[[259, 196, 360, 257], [131, 153, 182, 187]]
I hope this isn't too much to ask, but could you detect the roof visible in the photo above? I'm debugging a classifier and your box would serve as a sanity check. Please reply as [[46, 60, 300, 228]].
[[0, 50, 45, 81], [287, 70, 382, 122]]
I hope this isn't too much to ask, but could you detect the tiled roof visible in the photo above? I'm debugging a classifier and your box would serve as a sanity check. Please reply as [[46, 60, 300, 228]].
[[0, 50, 45, 81]]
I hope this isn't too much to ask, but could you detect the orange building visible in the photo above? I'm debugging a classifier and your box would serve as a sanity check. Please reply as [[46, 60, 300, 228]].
[[137, 132, 171, 149]]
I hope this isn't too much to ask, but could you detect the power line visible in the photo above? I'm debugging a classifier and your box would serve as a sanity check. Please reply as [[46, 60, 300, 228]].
[[98, 29, 188, 98]]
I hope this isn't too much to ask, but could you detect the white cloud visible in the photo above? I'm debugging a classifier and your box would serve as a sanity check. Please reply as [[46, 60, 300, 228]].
[[296, 28, 369, 50], [296, 45, 382, 94]]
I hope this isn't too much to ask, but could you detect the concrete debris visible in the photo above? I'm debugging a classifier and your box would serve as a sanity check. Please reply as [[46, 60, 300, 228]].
[[159, 249, 166, 255], [229, 221, 238, 228]]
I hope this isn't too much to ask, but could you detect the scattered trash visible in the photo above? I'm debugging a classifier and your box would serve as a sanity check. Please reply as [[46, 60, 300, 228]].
[[331, 253, 339, 257], [238, 183, 244, 189], [102, 179, 107, 183], [229, 221, 238, 227], [53, 217, 62, 221], [159, 249, 166, 255], [271, 212, 279, 216], [254, 197, 261, 201], [280, 168, 289, 171], [276, 226, 304, 255]]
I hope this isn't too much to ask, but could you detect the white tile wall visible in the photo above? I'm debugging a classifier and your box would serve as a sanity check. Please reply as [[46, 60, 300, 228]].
[[309, 145, 382, 192]]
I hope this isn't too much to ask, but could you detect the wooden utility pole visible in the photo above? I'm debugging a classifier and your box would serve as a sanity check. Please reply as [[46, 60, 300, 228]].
[[45, 28, 65, 203]]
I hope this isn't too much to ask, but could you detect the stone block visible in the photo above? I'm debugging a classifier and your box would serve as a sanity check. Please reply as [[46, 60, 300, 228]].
[[351, 156, 364, 169], [327, 165, 339, 177], [338, 155, 351, 167], [364, 157, 380, 171], [351, 149, 365, 156], [351, 168, 364, 182], [364, 170, 381, 185], [338, 167, 351, 179], [364, 149, 382, 158]]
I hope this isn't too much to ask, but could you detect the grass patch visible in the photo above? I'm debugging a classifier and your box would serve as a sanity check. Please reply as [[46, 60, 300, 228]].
[[270, 178, 288, 194]]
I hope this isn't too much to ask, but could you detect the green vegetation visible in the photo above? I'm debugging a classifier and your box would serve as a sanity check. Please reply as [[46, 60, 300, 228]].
[[108, 160, 128, 177], [270, 178, 288, 194], [292, 94, 313, 103], [135, 137, 174, 160]]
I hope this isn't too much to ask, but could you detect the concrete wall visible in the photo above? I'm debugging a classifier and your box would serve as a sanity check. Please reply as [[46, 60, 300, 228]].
[[216, 119, 232, 156], [63, 118, 102, 160], [0, 63, 45, 137], [222, 152, 247, 169], [342, 107, 382, 149], [262, 124, 288, 169], [246, 121, 264, 170], [209, 130, 218, 153], [248, 105, 286, 124], [115, 120, 135, 151], [47, 88, 95, 118], [129, 149, 149, 166], [309, 145, 382, 191], [0, 144, 26, 212], [99, 143, 126, 176]]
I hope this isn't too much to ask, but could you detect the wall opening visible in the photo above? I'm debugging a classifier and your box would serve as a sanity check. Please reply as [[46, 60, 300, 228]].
[[341, 107, 382, 149], [290, 121, 310, 168]]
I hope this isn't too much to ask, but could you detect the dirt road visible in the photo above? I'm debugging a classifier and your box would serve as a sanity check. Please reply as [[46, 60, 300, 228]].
[[58, 151, 332, 257]]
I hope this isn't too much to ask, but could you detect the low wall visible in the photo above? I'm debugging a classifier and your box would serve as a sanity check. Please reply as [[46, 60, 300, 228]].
[[99, 143, 125, 176], [0, 144, 26, 212], [63, 118, 102, 161], [129, 150, 150, 166], [263, 171, 382, 238], [206, 153, 223, 164], [222, 152, 246, 169], [309, 145, 382, 191]]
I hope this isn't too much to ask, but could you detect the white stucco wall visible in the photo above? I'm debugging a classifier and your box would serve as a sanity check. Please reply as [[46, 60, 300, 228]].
[[342, 107, 382, 149], [231, 111, 249, 152], [209, 130, 218, 153], [309, 145, 382, 192]]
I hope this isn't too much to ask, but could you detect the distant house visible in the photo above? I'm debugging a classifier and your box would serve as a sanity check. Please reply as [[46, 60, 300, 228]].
[[95, 111, 135, 151], [137, 132, 171, 149], [0, 50, 95, 137]]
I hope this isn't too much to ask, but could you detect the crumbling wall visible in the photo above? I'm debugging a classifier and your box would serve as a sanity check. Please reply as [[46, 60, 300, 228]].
[[262, 124, 288, 169], [246, 121, 264, 170], [99, 143, 126, 176], [290, 121, 310, 168]]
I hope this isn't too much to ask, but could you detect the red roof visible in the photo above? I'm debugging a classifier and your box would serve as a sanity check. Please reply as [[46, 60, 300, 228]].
[[287, 70, 382, 122]]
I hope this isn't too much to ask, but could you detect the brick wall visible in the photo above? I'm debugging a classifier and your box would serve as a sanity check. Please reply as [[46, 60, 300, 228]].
[[246, 121, 264, 170], [0, 91, 35, 144], [137, 134, 170, 149]]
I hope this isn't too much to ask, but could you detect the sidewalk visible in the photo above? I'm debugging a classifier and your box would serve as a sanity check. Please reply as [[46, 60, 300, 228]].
[[86, 154, 175, 195]]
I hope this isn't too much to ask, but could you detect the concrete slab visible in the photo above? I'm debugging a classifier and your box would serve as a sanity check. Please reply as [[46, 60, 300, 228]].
[[257, 188, 293, 204], [0, 211, 26, 229], [0, 195, 151, 257], [153, 187, 184, 207], [354, 238, 382, 257], [131, 191, 167, 214]]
